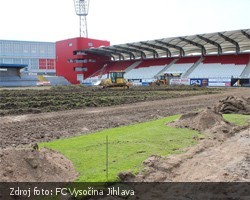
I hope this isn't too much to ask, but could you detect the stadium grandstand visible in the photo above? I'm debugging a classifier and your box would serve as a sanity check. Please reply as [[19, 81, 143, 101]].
[[1, 29, 249, 87], [79, 29, 250, 87], [0, 40, 70, 87], [0, 64, 39, 87], [0, 40, 56, 75], [0, 63, 70, 87]]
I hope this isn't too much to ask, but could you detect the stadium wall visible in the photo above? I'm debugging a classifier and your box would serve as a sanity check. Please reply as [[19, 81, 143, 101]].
[[0, 40, 55, 74], [56, 37, 110, 84]]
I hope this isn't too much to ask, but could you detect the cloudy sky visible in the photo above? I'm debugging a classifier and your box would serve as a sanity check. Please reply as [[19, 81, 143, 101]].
[[0, 0, 249, 45]]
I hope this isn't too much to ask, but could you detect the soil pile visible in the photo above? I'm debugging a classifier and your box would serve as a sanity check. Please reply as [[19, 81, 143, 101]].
[[124, 95, 250, 183], [0, 147, 78, 182], [168, 107, 234, 137], [214, 96, 250, 114], [128, 128, 250, 183]]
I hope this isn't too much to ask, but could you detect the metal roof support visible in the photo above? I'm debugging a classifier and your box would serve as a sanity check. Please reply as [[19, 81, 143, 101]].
[[197, 35, 222, 55], [140, 42, 172, 57], [241, 30, 250, 39], [99, 48, 125, 61], [84, 49, 114, 58], [218, 33, 240, 54], [179, 37, 206, 55], [127, 44, 159, 59], [104, 47, 135, 60], [113, 45, 146, 59], [87, 49, 116, 60], [155, 40, 185, 57]]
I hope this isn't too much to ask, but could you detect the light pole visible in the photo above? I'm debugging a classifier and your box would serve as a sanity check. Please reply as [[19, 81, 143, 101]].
[[73, 0, 90, 38]]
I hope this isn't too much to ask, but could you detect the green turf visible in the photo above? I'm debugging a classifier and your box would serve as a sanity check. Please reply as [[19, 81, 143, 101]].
[[40, 115, 202, 182], [223, 114, 250, 126], [40, 113, 249, 182]]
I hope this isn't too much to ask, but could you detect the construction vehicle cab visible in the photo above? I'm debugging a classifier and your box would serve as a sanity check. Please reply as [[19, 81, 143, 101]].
[[157, 75, 168, 85], [109, 71, 125, 84], [150, 74, 168, 86], [100, 71, 130, 88]]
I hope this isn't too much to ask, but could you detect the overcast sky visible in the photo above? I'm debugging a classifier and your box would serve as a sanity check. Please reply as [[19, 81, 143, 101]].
[[0, 0, 249, 45]]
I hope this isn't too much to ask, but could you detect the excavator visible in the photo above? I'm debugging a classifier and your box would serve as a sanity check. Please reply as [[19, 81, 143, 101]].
[[100, 71, 131, 88]]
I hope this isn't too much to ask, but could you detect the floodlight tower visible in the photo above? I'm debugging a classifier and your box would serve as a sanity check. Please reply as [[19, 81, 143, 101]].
[[73, 0, 90, 38]]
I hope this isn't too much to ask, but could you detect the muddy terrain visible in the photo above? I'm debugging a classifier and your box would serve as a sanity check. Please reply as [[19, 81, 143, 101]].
[[0, 87, 248, 149], [0, 85, 218, 116], [0, 86, 249, 185]]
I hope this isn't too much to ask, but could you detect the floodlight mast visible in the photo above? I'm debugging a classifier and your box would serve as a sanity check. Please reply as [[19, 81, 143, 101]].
[[73, 0, 90, 38]]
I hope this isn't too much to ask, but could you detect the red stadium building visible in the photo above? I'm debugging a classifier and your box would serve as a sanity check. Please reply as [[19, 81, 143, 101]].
[[56, 37, 110, 84], [56, 29, 250, 86]]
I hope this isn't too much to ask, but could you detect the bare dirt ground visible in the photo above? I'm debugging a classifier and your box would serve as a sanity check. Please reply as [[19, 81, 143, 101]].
[[133, 116, 250, 182], [0, 87, 249, 149], [0, 87, 249, 184], [0, 147, 78, 182]]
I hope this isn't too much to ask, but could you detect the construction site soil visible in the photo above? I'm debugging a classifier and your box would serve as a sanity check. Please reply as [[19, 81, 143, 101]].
[[0, 86, 250, 183], [0, 85, 220, 148], [0, 85, 217, 116], [0, 147, 78, 182], [131, 106, 250, 182]]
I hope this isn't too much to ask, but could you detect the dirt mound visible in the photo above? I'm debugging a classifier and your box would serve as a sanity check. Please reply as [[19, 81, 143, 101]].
[[125, 94, 250, 183], [130, 128, 250, 182], [214, 96, 250, 114], [168, 107, 234, 137], [0, 147, 78, 182]]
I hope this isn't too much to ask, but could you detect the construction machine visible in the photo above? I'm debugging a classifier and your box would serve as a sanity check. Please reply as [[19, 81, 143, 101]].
[[150, 74, 168, 86], [100, 71, 130, 88]]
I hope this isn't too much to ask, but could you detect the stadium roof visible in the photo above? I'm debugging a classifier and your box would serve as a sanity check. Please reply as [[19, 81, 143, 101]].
[[0, 64, 28, 68], [75, 29, 250, 61]]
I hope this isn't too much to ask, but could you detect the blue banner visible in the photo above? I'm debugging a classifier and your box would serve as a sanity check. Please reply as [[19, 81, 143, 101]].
[[190, 79, 208, 86]]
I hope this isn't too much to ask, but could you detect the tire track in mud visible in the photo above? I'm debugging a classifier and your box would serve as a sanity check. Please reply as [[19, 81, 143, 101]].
[[0, 88, 249, 148]]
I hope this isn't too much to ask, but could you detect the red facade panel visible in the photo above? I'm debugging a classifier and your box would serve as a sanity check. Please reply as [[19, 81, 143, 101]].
[[39, 59, 47, 69], [203, 54, 250, 65], [56, 37, 110, 84], [39, 59, 56, 70]]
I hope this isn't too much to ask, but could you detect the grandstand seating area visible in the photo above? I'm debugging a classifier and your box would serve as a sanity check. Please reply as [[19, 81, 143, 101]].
[[188, 63, 246, 78], [84, 54, 250, 85], [124, 58, 175, 80], [164, 57, 200, 74], [135, 58, 174, 68], [86, 60, 136, 81], [0, 66, 70, 87], [0, 65, 39, 87], [0, 75, 71, 87], [44, 76, 70, 86], [187, 54, 250, 79], [165, 63, 193, 74], [124, 65, 165, 80], [103, 60, 135, 72], [2, 54, 245, 87], [0, 74, 39, 87]]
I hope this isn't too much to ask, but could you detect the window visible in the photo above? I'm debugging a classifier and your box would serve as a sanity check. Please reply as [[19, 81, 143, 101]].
[[74, 67, 87, 72], [30, 59, 39, 69], [13, 58, 22, 64]]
